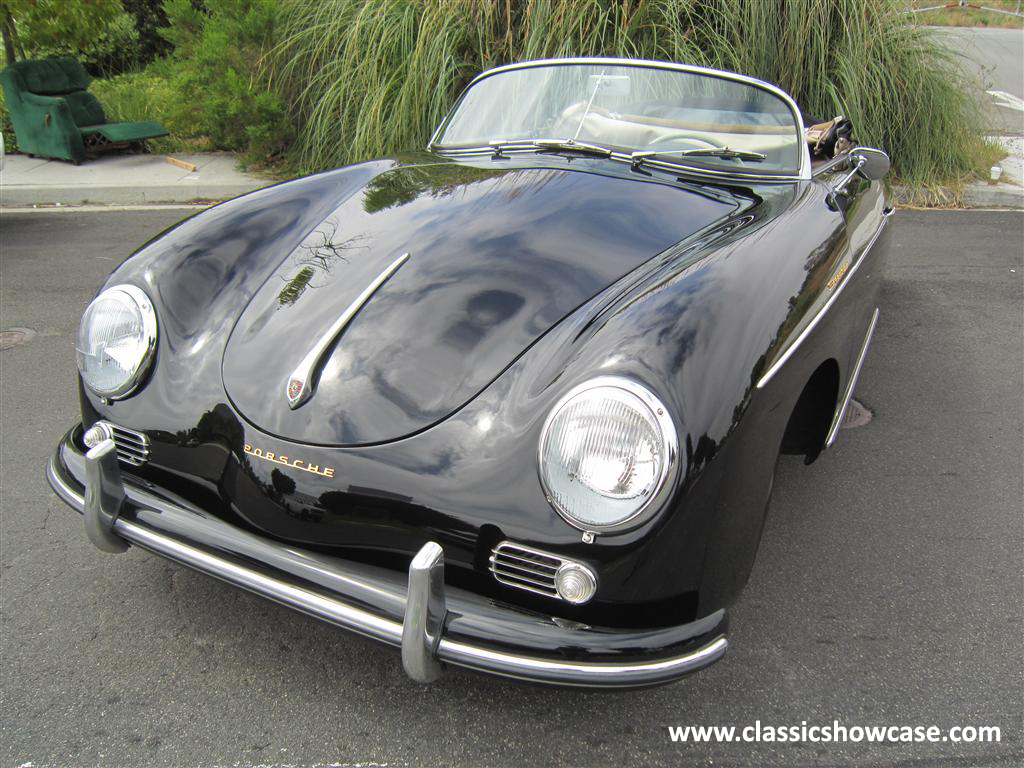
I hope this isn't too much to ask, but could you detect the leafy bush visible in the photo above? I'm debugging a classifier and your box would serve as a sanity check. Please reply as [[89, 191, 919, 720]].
[[159, 0, 290, 164], [2, 0, 142, 75], [268, 0, 989, 188], [121, 0, 173, 65], [5, 0, 288, 166], [0, 87, 18, 153], [89, 63, 198, 153]]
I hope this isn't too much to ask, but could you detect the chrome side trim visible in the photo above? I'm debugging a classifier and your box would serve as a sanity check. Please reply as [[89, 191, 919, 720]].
[[46, 454, 728, 688], [429, 57, 810, 181], [756, 219, 887, 389], [286, 252, 409, 409], [825, 308, 880, 448]]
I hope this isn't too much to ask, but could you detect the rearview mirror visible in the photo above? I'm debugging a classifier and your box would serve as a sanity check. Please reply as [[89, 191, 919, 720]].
[[850, 147, 890, 181], [828, 146, 890, 211]]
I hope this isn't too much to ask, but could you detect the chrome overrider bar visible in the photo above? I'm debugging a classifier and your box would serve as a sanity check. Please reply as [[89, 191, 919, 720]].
[[47, 432, 728, 688]]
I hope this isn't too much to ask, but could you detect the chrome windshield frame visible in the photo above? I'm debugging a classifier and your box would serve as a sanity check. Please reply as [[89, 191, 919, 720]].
[[428, 57, 811, 182]]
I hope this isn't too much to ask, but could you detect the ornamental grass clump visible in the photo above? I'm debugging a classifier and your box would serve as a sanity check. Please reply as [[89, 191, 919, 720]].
[[268, 0, 988, 192]]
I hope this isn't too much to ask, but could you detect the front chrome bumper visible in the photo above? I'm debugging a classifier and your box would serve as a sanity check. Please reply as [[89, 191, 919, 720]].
[[47, 428, 728, 688]]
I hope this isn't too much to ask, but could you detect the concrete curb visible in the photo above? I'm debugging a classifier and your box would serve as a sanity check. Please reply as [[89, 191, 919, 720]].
[[892, 181, 1023, 209], [0, 182, 265, 207], [962, 181, 1024, 209], [0, 152, 270, 208]]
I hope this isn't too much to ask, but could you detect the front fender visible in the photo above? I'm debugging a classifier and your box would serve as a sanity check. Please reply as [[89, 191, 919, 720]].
[[473, 177, 851, 615], [82, 161, 394, 430]]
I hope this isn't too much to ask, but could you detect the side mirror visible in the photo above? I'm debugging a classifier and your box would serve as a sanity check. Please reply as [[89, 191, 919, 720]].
[[850, 147, 890, 181], [828, 146, 890, 211]]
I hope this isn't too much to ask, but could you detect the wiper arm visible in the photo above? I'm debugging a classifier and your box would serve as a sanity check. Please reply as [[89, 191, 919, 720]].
[[532, 138, 612, 157], [676, 147, 766, 162], [629, 147, 767, 173], [631, 147, 766, 170], [488, 138, 612, 159]]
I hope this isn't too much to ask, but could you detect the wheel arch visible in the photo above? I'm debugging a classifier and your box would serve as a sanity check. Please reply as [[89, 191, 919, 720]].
[[779, 358, 840, 463]]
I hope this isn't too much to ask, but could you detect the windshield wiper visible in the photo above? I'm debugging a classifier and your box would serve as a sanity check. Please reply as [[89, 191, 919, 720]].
[[629, 147, 767, 174], [532, 138, 612, 156], [676, 147, 766, 162], [488, 138, 612, 159], [631, 147, 766, 171]]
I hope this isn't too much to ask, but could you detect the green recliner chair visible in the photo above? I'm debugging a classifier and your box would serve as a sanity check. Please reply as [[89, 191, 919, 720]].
[[0, 56, 168, 164]]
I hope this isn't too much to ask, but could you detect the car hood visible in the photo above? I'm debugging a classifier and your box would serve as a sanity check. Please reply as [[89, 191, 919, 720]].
[[221, 162, 738, 445]]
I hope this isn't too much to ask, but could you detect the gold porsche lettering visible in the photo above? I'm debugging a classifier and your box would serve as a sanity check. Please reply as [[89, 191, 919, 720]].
[[243, 444, 335, 478], [826, 261, 851, 291]]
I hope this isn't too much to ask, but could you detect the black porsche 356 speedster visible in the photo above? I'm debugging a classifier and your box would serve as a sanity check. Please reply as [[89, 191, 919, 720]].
[[48, 58, 892, 687]]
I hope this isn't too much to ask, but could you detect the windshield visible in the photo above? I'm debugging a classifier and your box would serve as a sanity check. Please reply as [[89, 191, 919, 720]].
[[435, 62, 803, 176]]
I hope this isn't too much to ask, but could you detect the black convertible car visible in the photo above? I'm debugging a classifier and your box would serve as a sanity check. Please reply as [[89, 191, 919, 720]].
[[48, 58, 892, 687]]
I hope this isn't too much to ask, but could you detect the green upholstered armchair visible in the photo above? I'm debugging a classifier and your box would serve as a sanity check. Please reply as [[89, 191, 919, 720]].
[[0, 57, 168, 164]]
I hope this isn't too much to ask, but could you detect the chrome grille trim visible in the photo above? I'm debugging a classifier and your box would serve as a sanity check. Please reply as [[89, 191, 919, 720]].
[[97, 421, 150, 466], [489, 541, 594, 602]]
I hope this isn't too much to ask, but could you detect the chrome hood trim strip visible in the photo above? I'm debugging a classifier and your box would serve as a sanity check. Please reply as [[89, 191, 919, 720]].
[[285, 252, 410, 409]]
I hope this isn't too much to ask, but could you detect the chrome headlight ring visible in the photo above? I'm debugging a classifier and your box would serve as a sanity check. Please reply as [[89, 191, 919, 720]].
[[538, 376, 679, 534], [76, 284, 158, 400]]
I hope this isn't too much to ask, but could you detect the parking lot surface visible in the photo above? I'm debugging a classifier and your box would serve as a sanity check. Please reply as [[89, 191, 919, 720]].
[[1, 208, 1021, 767]]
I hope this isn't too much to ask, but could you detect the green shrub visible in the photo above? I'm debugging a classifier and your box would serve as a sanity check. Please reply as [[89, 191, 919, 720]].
[[89, 63, 198, 153], [0, 87, 18, 153], [121, 0, 173, 65], [2, 0, 142, 75], [79, 0, 288, 164], [159, 0, 290, 165], [268, 0, 988, 189], [18, 0, 288, 166]]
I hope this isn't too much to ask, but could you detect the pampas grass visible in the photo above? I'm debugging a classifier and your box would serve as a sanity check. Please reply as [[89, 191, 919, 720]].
[[268, 0, 988, 191]]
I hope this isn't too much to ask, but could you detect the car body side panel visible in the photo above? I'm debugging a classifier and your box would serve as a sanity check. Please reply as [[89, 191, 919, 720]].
[[695, 174, 888, 612]]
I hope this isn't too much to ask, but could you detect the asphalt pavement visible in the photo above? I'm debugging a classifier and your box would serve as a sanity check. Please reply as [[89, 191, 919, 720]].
[[1, 208, 1022, 767], [930, 25, 1024, 205], [930, 26, 1024, 136]]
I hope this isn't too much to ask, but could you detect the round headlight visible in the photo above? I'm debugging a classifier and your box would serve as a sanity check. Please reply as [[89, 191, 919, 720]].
[[76, 284, 157, 399], [539, 377, 677, 531]]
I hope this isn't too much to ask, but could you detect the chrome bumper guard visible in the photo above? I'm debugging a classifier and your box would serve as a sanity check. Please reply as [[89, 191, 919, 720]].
[[48, 434, 728, 688]]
